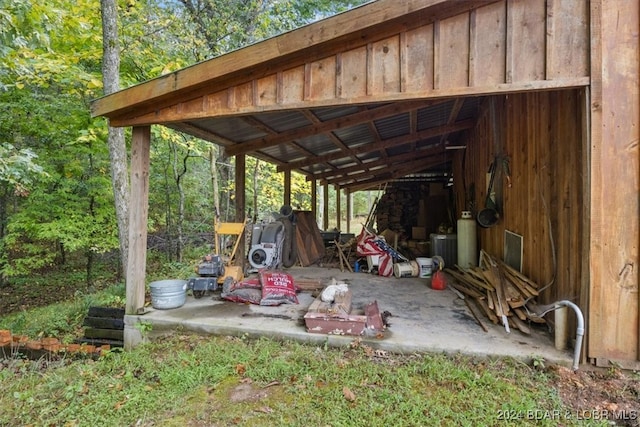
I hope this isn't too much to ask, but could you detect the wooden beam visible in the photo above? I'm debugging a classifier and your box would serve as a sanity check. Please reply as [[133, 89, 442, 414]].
[[225, 100, 430, 157], [323, 182, 329, 230], [234, 154, 246, 270], [326, 153, 445, 186], [284, 169, 291, 208], [108, 76, 589, 128], [166, 122, 235, 147], [310, 145, 443, 181], [280, 119, 474, 171], [587, 0, 640, 363], [346, 188, 352, 233], [335, 184, 341, 231], [126, 126, 150, 316], [340, 156, 448, 189], [311, 178, 317, 220]]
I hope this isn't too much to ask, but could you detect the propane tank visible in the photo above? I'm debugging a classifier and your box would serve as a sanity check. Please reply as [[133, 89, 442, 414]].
[[457, 211, 477, 269]]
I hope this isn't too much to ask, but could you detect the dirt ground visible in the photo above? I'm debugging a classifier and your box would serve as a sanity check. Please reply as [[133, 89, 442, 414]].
[[549, 364, 639, 426], [1, 285, 638, 425]]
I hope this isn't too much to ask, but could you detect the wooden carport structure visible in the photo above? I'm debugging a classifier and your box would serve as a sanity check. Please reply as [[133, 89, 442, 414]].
[[91, 0, 639, 368]]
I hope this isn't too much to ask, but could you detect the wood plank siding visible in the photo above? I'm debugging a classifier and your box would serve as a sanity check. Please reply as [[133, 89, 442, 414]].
[[101, 0, 589, 132], [452, 90, 587, 343]]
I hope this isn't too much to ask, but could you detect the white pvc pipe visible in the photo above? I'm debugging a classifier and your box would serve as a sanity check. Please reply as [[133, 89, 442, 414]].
[[554, 300, 585, 371]]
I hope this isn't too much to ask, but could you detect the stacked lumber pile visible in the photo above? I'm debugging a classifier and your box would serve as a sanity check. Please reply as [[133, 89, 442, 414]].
[[446, 251, 546, 334]]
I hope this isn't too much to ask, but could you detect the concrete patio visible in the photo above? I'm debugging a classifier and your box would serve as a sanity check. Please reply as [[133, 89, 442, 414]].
[[125, 266, 576, 367]]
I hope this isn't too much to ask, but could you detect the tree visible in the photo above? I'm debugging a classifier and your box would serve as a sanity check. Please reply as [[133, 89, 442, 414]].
[[100, 0, 130, 281], [0, 0, 119, 283]]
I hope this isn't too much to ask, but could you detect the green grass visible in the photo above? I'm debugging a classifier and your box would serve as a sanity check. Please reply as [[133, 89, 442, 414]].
[[0, 283, 125, 341], [0, 332, 606, 426], [0, 256, 609, 426]]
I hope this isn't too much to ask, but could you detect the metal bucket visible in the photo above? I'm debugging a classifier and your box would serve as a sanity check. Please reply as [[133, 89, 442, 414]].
[[149, 279, 187, 310]]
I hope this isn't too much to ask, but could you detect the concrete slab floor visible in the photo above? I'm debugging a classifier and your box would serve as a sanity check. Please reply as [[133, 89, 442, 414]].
[[125, 266, 575, 367]]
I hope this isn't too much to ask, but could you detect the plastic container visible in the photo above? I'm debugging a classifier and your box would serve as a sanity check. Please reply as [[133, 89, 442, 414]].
[[431, 270, 446, 290], [457, 211, 478, 269], [409, 260, 420, 276], [393, 262, 415, 278], [416, 257, 433, 278], [150, 279, 187, 310]]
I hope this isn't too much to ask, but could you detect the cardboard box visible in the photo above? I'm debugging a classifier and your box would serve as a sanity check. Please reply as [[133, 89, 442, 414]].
[[412, 226, 427, 240]]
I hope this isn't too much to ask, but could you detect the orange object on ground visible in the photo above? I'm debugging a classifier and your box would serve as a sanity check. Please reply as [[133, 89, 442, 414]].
[[431, 270, 446, 290]]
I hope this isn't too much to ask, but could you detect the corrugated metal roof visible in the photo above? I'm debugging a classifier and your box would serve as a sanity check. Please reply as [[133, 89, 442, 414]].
[[168, 96, 482, 190]]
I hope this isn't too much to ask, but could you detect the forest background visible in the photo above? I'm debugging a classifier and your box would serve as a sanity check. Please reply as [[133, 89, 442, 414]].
[[0, 0, 376, 288]]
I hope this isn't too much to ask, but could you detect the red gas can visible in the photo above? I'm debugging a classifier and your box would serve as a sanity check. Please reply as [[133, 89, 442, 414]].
[[431, 270, 446, 290]]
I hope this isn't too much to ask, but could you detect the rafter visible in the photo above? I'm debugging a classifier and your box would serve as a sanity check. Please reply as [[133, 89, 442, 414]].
[[280, 119, 474, 171], [167, 122, 235, 146], [312, 143, 443, 181], [331, 154, 446, 187], [225, 100, 439, 157], [343, 158, 450, 192]]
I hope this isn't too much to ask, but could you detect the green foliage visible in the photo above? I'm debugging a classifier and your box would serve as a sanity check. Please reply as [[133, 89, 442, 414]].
[[0, 143, 47, 196], [0, 282, 125, 340], [0, 0, 374, 282]]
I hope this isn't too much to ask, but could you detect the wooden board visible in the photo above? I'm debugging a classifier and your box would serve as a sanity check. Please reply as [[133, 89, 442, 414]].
[[304, 312, 367, 336], [587, 0, 640, 363], [307, 290, 353, 315], [294, 211, 325, 266]]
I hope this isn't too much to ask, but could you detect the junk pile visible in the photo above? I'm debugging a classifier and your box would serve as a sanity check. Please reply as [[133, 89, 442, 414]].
[[446, 250, 546, 334], [355, 227, 415, 277], [303, 279, 386, 336]]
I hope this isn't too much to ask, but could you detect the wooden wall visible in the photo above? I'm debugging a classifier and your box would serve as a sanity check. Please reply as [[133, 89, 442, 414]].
[[104, 0, 590, 128], [453, 89, 587, 333]]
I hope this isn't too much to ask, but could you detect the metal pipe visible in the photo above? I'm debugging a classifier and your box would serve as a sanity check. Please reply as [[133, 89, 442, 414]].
[[553, 300, 585, 371]]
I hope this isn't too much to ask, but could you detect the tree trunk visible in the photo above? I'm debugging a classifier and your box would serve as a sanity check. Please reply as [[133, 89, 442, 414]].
[[171, 143, 187, 263], [101, 0, 129, 281]]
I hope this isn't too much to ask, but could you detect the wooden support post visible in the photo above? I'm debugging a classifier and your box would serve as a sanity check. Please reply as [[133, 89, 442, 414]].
[[346, 189, 351, 234], [126, 126, 150, 317], [588, 0, 640, 364], [335, 184, 341, 231], [311, 178, 317, 222], [283, 169, 291, 208], [323, 182, 329, 231], [235, 154, 246, 269]]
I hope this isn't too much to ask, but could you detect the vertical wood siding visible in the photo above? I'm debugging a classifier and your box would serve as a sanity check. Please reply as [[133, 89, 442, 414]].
[[112, 0, 589, 126], [453, 90, 588, 348]]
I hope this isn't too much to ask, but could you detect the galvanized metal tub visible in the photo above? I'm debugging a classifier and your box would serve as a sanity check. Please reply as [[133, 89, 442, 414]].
[[149, 279, 187, 310]]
